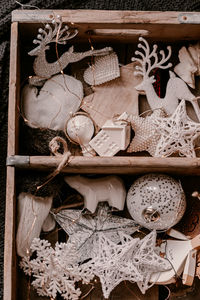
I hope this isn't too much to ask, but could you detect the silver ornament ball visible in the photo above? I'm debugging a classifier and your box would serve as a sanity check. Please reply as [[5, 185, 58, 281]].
[[126, 173, 186, 231]]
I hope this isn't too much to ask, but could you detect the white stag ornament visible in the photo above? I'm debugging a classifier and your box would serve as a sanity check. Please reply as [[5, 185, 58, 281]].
[[132, 37, 200, 121]]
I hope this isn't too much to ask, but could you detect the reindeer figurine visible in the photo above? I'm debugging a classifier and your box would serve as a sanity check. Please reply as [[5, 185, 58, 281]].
[[132, 37, 200, 121], [28, 15, 113, 86]]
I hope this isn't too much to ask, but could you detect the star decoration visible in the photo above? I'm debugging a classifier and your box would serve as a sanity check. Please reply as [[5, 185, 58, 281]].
[[84, 230, 171, 298], [52, 204, 139, 262], [154, 99, 200, 158], [88, 233, 142, 299], [127, 109, 166, 156], [134, 230, 171, 294], [20, 238, 94, 300]]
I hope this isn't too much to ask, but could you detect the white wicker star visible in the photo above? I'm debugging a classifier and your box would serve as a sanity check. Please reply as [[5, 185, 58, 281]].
[[127, 109, 166, 156], [154, 99, 200, 158], [134, 230, 171, 293], [89, 233, 142, 299], [85, 231, 171, 298], [52, 204, 139, 262]]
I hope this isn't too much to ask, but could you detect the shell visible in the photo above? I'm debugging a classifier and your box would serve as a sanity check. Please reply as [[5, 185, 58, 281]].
[[22, 74, 83, 131], [126, 173, 186, 231], [83, 52, 120, 86], [174, 42, 200, 89]]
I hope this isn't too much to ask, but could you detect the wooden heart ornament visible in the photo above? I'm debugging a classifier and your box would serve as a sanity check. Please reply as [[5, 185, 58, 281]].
[[21, 74, 83, 131]]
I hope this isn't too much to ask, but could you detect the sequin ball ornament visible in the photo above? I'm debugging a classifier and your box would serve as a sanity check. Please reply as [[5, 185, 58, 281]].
[[83, 52, 120, 86], [127, 109, 166, 156], [126, 173, 186, 231], [65, 113, 96, 157], [154, 100, 200, 158]]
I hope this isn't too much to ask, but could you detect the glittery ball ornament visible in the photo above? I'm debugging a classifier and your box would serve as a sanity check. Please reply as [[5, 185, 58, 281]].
[[126, 174, 186, 230]]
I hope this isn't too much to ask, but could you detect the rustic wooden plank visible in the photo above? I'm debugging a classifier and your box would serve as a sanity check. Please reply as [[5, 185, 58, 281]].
[[12, 10, 187, 24], [4, 21, 19, 300], [4, 167, 16, 300], [81, 62, 141, 127], [20, 156, 200, 175], [7, 21, 20, 156]]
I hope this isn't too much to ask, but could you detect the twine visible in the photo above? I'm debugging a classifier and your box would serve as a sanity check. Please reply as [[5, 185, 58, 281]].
[[36, 137, 71, 191]]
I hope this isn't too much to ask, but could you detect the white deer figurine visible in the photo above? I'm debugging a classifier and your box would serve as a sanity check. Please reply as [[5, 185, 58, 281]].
[[28, 16, 113, 86], [132, 37, 200, 121]]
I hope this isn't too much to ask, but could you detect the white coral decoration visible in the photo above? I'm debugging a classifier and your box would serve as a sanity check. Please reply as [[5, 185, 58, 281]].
[[20, 238, 94, 300]]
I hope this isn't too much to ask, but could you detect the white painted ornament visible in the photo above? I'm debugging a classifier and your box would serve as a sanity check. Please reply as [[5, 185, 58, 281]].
[[21, 74, 83, 131], [132, 37, 200, 121], [65, 113, 96, 156], [150, 229, 200, 286], [174, 42, 200, 89], [64, 175, 126, 213], [89, 113, 131, 157], [154, 100, 200, 158], [83, 52, 120, 85], [28, 15, 113, 86], [126, 174, 186, 231], [16, 193, 53, 257]]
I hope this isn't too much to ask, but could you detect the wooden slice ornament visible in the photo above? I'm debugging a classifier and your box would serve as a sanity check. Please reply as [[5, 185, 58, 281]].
[[81, 62, 142, 128]]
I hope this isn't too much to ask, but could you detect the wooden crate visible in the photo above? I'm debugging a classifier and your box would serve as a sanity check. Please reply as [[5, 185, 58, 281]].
[[5, 9, 200, 300]]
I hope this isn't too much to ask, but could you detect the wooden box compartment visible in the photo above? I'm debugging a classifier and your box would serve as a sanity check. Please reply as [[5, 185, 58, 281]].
[[5, 9, 200, 300]]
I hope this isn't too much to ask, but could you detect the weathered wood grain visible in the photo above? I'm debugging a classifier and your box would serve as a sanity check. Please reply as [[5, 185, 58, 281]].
[[4, 21, 20, 300], [23, 156, 200, 175]]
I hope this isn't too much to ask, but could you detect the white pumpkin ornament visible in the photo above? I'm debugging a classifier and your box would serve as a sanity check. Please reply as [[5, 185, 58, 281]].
[[65, 113, 96, 156], [126, 173, 186, 231]]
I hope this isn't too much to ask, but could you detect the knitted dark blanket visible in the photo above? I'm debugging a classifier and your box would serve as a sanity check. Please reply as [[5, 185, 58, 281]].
[[1, 0, 200, 298]]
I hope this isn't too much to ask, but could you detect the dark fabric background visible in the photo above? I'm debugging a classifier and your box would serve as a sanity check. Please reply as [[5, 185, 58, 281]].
[[1, 0, 200, 298]]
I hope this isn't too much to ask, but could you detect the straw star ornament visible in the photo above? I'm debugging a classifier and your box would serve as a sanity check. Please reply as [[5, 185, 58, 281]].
[[127, 109, 166, 156], [154, 100, 200, 158]]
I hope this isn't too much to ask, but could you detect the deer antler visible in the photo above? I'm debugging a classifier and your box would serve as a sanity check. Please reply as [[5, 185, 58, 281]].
[[132, 37, 172, 78], [30, 16, 78, 55]]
